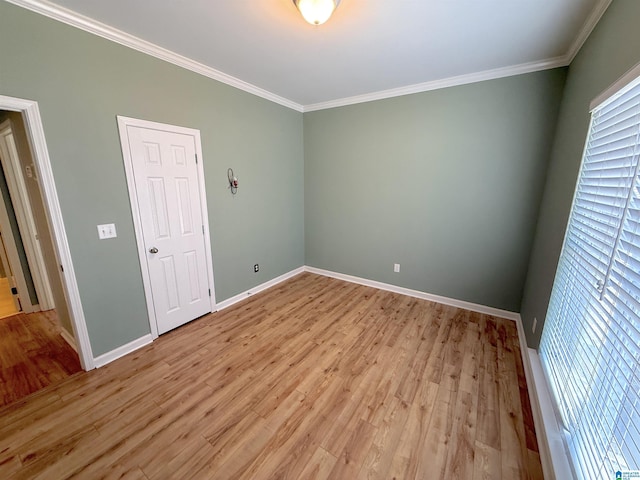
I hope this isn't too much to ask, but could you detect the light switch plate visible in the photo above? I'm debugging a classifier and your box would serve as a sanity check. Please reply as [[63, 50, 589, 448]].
[[97, 223, 117, 239]]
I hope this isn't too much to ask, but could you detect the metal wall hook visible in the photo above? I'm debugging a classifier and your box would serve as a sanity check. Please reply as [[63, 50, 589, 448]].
[[228, 168, 238, 195]]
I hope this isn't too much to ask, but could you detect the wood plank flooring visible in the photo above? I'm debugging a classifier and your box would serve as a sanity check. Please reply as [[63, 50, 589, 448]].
[[0, 310, 81, 408], [0, 273, 543, 479], [0, 277, 19, 319]]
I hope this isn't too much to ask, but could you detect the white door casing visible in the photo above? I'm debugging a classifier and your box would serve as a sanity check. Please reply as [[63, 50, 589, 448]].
[[118, 117, 216, 336], [0, 95, 94, 370]]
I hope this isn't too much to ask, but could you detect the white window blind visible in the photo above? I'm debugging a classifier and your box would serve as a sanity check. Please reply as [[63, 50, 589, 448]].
[[540, 74, 640, 479]]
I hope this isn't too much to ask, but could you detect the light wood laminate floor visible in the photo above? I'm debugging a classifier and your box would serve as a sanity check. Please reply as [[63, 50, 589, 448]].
[[0, 273, 542, 479], [0, 310, 81, 408]]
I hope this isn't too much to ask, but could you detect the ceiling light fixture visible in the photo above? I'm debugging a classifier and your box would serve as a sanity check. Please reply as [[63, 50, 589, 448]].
[[293, 0, 341, 26]]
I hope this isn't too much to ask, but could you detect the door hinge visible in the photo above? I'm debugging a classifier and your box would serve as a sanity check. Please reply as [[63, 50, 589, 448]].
[[195, 154, 198, 164], [208, 288, 211, 297], [11, 287, 17, 295], [202, 225, 205, 235], [60, 264, 64, 272]]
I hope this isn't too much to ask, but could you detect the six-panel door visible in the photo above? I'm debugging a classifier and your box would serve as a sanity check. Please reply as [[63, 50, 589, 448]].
[[126, 125, 210, 334]]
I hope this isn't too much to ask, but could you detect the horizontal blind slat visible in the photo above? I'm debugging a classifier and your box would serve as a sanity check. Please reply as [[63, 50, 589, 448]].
[[540, 76, 640, 480]]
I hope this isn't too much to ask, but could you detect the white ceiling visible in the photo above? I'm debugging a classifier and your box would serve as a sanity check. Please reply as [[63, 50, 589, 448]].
[[11, 0, 610, 111]]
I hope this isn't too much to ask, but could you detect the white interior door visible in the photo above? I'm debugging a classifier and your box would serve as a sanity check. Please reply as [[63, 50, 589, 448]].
[[123, 122, 213, 335]]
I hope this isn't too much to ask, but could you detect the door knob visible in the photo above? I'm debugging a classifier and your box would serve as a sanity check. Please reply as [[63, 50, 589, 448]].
[[149, 247, 159, 254]]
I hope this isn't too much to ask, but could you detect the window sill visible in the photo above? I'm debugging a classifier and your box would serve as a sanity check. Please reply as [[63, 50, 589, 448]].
[[527, 348, 576, 479]]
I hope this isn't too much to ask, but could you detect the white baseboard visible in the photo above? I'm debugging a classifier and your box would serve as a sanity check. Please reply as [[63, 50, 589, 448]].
[[60, 327, 77, 352], [93, 334, 153, 368], [304, 266, 520, 321], [216, 266, 305, 311]]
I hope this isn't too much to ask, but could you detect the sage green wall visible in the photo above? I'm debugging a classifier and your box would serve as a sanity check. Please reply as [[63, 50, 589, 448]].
[[304, 70, 566, 313], [0, 2, 304, 357], [521, 0, 640, 348]]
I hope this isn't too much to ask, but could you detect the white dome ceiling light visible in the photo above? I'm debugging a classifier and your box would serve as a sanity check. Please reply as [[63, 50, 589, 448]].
[[293, 0, 341, 26]]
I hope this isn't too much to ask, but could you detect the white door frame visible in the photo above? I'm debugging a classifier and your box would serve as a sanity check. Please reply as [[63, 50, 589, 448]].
[[0, 172, 34, 312], [0, 118, 55, 310], [0, 95, 94, 370], [117, 116, 216, 339]]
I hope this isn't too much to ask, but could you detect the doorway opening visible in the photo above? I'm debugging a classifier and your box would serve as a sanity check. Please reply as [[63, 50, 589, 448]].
[[0, 103, 87, 407]]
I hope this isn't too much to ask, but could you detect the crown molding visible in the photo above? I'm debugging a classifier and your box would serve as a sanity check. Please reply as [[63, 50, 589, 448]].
[[5, 0, 305, 112], [303, 56, 569, 112], [7, 0, 610, 113], [565, 0, 613, 64]]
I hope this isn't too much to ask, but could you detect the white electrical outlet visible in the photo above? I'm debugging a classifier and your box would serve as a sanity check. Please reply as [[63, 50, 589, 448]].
[[532, 317, 538, 333], [97, 223, 117, 240], [394, 263, 400, 273]]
